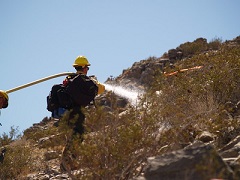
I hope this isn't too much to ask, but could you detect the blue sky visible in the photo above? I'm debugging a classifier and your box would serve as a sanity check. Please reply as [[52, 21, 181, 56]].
[[0, 0, 239, 135]]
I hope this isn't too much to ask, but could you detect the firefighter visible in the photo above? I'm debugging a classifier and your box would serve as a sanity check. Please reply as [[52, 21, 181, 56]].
[[60, 56, 105, 173]]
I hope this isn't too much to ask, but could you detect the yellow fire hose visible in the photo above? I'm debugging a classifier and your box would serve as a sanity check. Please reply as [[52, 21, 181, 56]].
[[0, 72, 76, 112], [0, 72, 75, 109], [5, 72, 75, 94]]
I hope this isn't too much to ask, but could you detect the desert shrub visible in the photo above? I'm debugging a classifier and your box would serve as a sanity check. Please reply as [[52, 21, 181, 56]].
[[0, 140, 33, 179], [178, 38, 208, 57], [208, 37, 222, 50], [62, 94, 164, 179], [149, 45, 240, 148], [0, 126, 21, 146], [0, 127, 37, 179]]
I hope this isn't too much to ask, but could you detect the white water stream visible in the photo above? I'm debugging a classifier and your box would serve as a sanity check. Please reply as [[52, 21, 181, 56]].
[[103, 83, 143, 106]]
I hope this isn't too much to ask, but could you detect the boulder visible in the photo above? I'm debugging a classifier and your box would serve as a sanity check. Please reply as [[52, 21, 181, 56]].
[[139, 144, 233, 180]]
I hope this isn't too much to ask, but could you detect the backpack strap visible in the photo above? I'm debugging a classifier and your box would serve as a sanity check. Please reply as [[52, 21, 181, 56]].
[[63, 73, 78, 86]]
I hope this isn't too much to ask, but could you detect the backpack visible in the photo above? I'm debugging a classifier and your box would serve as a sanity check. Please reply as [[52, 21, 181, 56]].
[[46, 84, 72, 112], [47, 74, 98, 112]]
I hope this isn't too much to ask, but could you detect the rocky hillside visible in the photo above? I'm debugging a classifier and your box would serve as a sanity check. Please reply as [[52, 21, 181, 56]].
[[107, 36, 240, 89], [0, 36, 240, 179]]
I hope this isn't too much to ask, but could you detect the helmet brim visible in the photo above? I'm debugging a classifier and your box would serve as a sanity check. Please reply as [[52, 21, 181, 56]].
[[73, 64, 91, 67]]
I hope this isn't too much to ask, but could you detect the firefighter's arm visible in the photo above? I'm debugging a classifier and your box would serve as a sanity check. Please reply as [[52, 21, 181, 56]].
[[89, 76, 105, 94], [96, 81, 105, 94]]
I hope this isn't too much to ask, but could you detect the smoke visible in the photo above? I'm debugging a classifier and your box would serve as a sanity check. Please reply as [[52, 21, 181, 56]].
[[103, 83, 143, 106]]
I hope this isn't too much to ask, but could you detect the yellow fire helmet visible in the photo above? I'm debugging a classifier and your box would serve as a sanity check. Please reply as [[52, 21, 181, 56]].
[[0, 90, 8, 101], [73, 56, 91, 67], [0, 90, 9, 108]]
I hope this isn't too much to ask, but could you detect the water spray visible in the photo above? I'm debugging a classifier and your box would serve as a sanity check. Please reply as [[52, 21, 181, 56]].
[[103, 83, 143, 106]]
